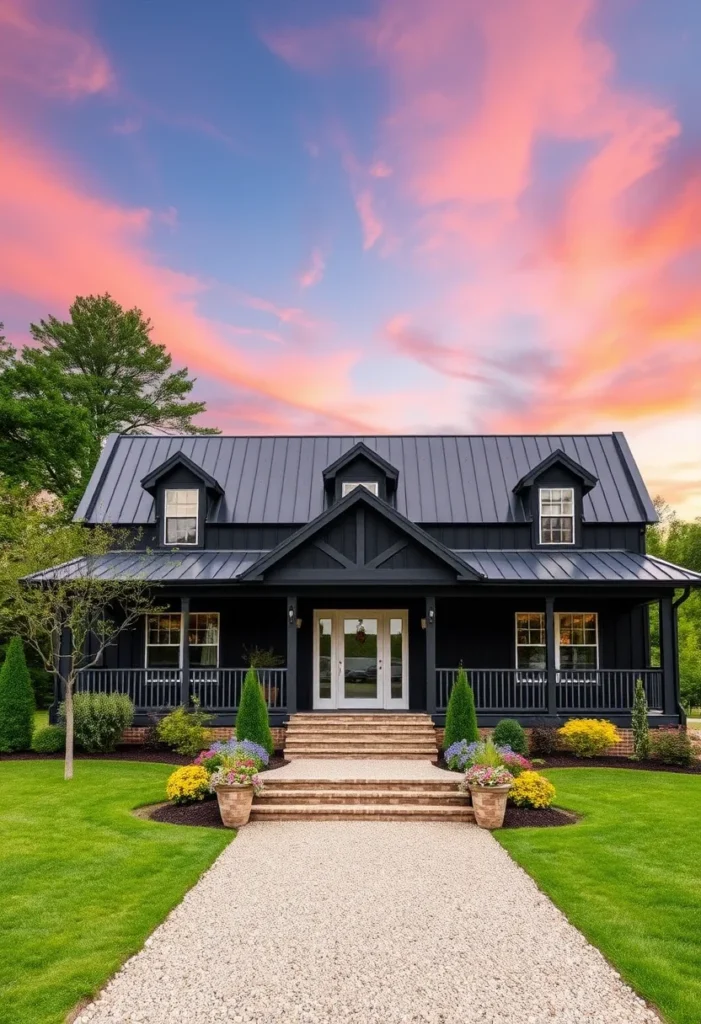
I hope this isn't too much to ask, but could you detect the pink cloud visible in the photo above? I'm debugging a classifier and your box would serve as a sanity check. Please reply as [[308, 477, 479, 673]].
[[0, 0, 114, 98], [298, 247, 326, 288], [354, 190, 383, 250]]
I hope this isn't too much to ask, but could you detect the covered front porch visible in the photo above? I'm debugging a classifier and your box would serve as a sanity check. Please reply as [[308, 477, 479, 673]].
[[70, 587, 681, 727]]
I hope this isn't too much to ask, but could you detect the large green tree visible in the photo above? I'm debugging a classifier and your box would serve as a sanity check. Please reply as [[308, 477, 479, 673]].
[[0, 295, 218, 508], [647, 497, 701, 712]]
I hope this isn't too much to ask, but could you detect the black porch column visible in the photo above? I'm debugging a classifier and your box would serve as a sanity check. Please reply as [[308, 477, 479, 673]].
[[545, 596, 557, 717], [50, 625, 71, 725], [180, 596, 190, 707], [286, 595, 297, 714], [659, 594, 676, 716], [425, 595, 436, 717]]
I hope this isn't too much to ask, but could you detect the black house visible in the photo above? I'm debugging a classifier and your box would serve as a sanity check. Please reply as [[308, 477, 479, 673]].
[[32, 433, 701, 730]]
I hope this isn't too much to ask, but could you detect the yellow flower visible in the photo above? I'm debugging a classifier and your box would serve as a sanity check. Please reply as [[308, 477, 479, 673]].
[[558, 718, 619, 758], [510, 771, 556, 809], [166, 765, 210, 805]]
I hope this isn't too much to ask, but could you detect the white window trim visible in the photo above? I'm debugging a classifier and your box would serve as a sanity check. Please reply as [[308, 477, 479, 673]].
[[145, 612, 183, 669], [555, 612, 599, 670], [188, 612, 220, 668], [514, 611, 599, 670], [538, 486, 575, 545], [164, 488, 199, 546], [144, 612, 221, 669], [341, 481, 379, 497], [514, 612, 546, 671]]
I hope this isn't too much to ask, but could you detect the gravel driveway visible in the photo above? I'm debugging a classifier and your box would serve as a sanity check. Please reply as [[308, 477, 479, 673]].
[[76, 822, 659, 1024]]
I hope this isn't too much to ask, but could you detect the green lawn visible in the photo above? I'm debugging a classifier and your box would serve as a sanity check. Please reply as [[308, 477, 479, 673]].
[[497, 769, 701, 1024], [0, 761, 231, 1024]]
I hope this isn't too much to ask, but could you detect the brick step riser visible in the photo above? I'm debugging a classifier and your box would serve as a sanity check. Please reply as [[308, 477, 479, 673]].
[[257, 795, 469, 806], [284, 752, 437, 760], [289, 714, 432, 720], [263, 780, 460, 791], [284, 741, 438, 750], [286, 723, 437, 731], [251, 808, 475, 822]]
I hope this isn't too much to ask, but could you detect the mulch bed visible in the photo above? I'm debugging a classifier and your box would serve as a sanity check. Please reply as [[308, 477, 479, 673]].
[[435, 754, 701, 776], [539, 754, 701, 774], [149, 798, 228, 829], [0, 748, 289, 770], [503, 806, 576, 828]]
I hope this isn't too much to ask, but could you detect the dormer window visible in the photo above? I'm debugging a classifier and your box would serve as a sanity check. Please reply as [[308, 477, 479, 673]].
[[539, 487, 574, 544], [164, 489, 199, 545], [341, 481, 379, 497]]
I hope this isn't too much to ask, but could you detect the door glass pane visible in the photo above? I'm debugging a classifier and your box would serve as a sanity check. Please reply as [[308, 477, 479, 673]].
[[344, 618, 378, 700], [318, 618, 332, 700], [389, 618, 403, 699]]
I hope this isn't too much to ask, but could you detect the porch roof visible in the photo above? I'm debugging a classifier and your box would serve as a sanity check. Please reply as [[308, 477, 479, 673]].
[[24, 548, 701, 586], [456, 549, 701, 585]]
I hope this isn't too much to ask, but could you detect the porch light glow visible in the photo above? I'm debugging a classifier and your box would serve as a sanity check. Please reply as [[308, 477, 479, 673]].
[[428, 607, 435, 625], [288, 605, 295, 624]]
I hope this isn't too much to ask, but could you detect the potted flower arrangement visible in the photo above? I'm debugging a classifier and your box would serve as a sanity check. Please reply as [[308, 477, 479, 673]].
[[460, 763, 514, 829], [209, 756, 264, 827]]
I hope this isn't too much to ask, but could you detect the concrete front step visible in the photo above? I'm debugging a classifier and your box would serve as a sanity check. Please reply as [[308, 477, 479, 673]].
[[284, 738, 438, 749], [264, 778, 461, 792], [286, 724, 436, 734], [250, 803, 475, 822], [290, 714, 432, 721], [284, 751, 438, 760], [258, 788, 469, 806]]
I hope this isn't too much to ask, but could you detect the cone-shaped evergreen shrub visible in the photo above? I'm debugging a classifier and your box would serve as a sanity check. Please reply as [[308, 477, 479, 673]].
[[236, 667, 274, 755], [492, 718, 528, 755], [0, 637, 35, 752], [442, 667, 479, 750], [631, 678, 650, 760]]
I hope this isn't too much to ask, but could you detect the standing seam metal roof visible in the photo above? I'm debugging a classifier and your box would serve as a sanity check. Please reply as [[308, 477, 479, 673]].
[[75, 433, 658, 526]]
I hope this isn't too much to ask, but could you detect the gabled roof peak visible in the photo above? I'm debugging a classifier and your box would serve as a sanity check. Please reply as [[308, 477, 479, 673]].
[[140, 451, 224, 497], [513, 448, 598, 495], [322, 441, 399, 490]]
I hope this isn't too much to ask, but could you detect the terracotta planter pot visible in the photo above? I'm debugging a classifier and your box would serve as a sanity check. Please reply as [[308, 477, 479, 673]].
[[215, 783, 254, 827], [468, 784, 511, 829]]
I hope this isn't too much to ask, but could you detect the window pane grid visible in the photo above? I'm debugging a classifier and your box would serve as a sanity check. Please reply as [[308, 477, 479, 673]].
[[516, 612, 545, 669], [540, 487, 574, 544], [558, 613, 598, 670], [164, 489, 198, 545]]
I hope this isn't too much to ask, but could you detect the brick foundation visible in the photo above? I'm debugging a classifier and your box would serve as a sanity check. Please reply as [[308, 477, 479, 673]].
[[120, 725, 287, 750]]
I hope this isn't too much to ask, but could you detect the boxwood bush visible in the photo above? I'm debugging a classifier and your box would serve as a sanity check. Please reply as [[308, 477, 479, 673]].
[[61, 692, 134, 753], [492, 718, 528, 755], [31, 725, 66, 754]]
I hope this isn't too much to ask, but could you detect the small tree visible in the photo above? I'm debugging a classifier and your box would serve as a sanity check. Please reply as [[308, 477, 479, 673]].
[[7, 525, 162, 779], [443, 667, 479, 750], [0, 636, 34, 752], [236, 666, 274, 755], [631, 678, 650, 760]]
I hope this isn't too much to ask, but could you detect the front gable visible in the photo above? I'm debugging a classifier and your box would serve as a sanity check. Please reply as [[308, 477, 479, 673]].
[[241, 487, 482, 584]]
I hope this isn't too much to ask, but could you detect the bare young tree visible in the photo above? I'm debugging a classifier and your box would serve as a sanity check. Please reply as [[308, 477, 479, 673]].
[[10, 527, 162, 779]]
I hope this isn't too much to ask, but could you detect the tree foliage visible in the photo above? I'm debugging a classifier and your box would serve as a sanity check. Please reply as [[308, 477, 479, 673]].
[[0, 295, 218, 508], [0, 636, 34, 752], [631, 678, 650, 760], [443, 667, 479, 749], [236, 667, 274, 755], [647, 498, 701, 712]]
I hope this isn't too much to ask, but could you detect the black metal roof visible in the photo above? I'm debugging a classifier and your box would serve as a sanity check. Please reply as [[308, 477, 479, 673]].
[[75, 432, 657, 526], [25, 549, 700, 586], [456, 550, 701, 584]]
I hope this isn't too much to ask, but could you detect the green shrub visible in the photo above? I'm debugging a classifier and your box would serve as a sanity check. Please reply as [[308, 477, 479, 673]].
[[442, 667, 479, 750], [558, 718, 619, 757], [61, 693, 134, 753], [31, 725, 66, 753], [631, 679, 650, 760], [649, 727, 694, 766], [155, 704, 214, 757], [0, 637, 35, 752], [236, 667, 274, 755], [492, 718, 528, 755], [529, 723, 559, 756]]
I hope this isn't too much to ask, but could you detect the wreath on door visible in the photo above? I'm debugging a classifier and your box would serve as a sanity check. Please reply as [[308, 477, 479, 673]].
[[355, 620, 366, 644]]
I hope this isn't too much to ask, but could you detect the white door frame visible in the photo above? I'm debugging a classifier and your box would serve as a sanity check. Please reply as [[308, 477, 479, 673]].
[[312, 609, 409, 710]]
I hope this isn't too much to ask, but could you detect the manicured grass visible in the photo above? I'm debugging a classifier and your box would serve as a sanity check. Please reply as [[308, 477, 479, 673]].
[[686, 717, 700, 731], [497, 769, 701, 1024], [0, 761, 231, 1024]]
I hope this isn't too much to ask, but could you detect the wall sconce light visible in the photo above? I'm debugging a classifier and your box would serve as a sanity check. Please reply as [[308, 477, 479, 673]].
[[420, 618, 427, 630], [428, 606, 435, 626], [288, 605, 295, 625], [296, 618, 303, 630]]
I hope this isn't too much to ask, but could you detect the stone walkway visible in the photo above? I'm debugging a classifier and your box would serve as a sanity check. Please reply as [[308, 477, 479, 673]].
[[76, 821, 659, 1024]]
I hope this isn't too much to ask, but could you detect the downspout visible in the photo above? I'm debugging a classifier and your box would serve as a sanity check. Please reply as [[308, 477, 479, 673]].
[[672, 587, 692, 725]]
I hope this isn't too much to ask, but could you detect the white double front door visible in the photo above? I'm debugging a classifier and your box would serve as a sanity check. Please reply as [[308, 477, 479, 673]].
[[313, 609, 409, 710]]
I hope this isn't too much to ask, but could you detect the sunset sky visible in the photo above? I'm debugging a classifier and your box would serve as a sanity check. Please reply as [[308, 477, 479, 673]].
[[1, 0, 700, 516]]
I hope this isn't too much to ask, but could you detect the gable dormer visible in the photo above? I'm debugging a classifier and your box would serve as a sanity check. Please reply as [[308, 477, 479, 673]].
[[140, 452, 224, 549], [322, 442, 399, 506], [513, 450, 597, 549]]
